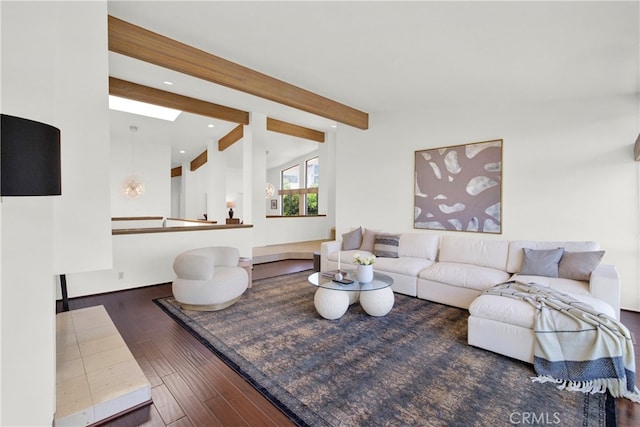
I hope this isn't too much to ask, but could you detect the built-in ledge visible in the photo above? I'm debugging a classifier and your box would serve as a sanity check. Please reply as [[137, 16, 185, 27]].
[[266, 214, 327, 218], [113, 223, 252, 235], [56, 306, 151, 426], [111, 216, 251, 235]]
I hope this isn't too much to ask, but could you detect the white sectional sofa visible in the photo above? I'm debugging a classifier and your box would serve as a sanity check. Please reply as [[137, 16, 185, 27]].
[[320, 227, 621, 362]]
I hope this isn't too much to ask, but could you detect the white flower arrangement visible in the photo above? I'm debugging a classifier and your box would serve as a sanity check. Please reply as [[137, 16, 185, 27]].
[[353, 253, 376, 266]]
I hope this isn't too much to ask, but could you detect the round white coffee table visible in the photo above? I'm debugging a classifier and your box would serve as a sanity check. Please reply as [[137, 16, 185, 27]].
[[308, 271, 394, 319]]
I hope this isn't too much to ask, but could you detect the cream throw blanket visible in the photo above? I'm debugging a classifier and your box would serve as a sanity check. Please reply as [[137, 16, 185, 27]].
[[486, 281, 640, 403]]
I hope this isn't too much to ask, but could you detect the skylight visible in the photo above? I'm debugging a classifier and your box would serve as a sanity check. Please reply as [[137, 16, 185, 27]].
[[109, 95, 182, 121]]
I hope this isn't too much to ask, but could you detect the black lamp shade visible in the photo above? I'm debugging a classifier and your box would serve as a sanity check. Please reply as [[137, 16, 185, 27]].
[[1, 114, 61, 196]]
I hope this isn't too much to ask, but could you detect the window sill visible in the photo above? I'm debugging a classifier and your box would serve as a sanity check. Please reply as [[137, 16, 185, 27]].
[[266, 214, 327, 218]]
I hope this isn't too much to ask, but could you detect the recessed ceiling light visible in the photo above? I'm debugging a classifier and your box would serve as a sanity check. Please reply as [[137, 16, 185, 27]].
[[163, 81, 174, 85], [179, 150, 186, 154], [109, 95, 182, 121], [208, 124, 215, 128], [331, 124, 338, 128]]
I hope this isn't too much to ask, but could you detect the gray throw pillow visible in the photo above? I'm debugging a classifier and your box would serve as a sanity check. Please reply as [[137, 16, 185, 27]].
[[374, 233, 400, 258], [342, 227, 363, 250], [519, 248, 565, 278], [558, 251, 605, 281], [359, 228, 379, 252]]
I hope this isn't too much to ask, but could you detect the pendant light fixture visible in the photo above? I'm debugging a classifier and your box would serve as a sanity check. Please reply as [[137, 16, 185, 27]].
[[122, 125, 145, 199], [265, 182, 275, 198]]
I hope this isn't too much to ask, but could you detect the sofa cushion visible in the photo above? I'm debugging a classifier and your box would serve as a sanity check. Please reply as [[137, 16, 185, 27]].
[[398, 233, 439, 260], [327, 250, 374, 265], [374, 233, 400, 258], [342, 227, 362, 250], [469, 294, 535, 328], [438, 236, 509, 271], [469, 291, 615, 329], [507, 240, 599, 273], [558, 251, 605, 281], [359, 228, 380, 252], [511, 274, 590, 296], [419, 262, 511, 292], [374, 256, 435, 277], [519, 248, 564, 278]]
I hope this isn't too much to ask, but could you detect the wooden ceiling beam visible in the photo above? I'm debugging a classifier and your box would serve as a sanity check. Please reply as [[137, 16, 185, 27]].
[[267, 118, 325, 143], [109, 77, 249, 125], [108, 15, 369, 130], [218, 125, 244, 151], [190, 150, 208, 171]]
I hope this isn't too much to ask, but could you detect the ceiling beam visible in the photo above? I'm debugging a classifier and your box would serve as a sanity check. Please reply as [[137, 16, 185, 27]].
[[108, 15, 369, 130], [109, 77, 249, 125], [267, 118, 325, 143], [171, 166, 182, 178], [190, 149, 208, 171], [218, 125, 244, 151]]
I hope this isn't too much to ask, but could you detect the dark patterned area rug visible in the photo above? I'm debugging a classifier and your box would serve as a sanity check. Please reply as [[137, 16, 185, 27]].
[[155, 271, 613, 426]]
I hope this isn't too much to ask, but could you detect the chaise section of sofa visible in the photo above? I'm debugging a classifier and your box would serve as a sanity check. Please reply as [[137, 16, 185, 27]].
[[505, 240, 620, 319], [467, 239, 620, 362]]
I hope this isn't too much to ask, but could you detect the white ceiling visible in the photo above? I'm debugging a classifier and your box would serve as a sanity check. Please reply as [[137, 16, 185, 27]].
[[107, 1, 639, 167]]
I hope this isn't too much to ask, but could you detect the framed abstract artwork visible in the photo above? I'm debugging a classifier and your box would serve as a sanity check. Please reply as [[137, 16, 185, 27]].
[[414, 139, 502, 234]]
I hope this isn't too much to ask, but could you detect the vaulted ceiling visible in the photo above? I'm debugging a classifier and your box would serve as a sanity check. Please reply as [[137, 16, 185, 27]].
[[107, 1, 638, 168]]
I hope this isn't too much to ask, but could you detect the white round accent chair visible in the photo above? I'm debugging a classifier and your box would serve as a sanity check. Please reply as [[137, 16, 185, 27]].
[[172, 246, 249, 311]]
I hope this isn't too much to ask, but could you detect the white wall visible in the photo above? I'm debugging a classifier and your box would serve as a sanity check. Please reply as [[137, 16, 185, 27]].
[[171, 175, 181, 217], [182, 161, 208, 219], [226, 166, 244, 220], [206, 141, 228, 222], [336, 95, 640, 310], [52, 5, 112, 276], [1, 2, 110, 425]]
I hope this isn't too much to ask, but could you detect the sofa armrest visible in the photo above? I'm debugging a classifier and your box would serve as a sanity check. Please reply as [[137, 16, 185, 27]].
[[589, 263, 620, 320], [320, 240, 341, 272]]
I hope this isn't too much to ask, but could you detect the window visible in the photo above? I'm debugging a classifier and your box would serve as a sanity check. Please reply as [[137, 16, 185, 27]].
[[279, 157, 319, 216], [305, 157, 319, 215], [282, 165, 300, 216]]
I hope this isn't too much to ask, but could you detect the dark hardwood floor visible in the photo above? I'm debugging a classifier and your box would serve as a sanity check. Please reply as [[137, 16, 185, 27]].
[[58, 260, 640, 427]]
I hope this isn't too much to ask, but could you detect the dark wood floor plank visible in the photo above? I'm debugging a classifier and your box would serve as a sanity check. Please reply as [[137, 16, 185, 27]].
[[161, 324, 215, 363], [156, 339, 221, 402], [166, 416, 195, 427], [204, 395, 249, 427], [224, 395, 286, 427], [199, 357, 247, 397], [200, 358, 294, 426], [136, 356, 163, 388], [162, 372, 223, 427], [151, 384, 186, 425], [138, 339, 177, 378]]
